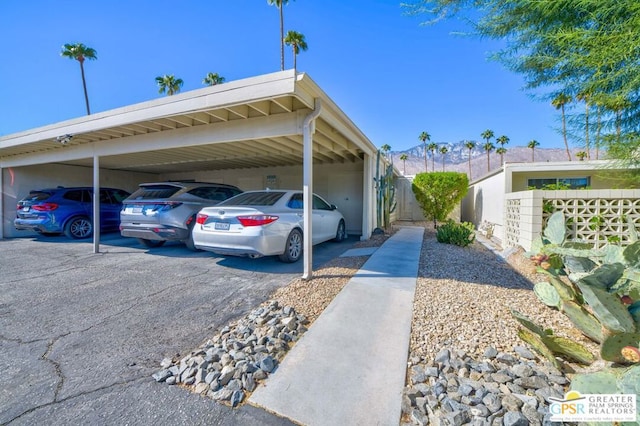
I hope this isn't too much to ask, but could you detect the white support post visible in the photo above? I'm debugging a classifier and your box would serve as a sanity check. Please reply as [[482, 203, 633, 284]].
[[93, 155, 100, 254], [0, 167, 3, 240], [302, 99, 322, 280]]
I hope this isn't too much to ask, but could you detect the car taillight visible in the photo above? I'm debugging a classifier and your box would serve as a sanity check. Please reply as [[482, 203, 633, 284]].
[[237, 215, 279, 227], [32, 203, 58, 211], [196, 213, 208, 225]]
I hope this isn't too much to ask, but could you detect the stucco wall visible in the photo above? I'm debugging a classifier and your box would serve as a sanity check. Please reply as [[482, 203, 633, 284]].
[[3, 164, 157, 238], [462, 172, 506, 241], [163, 161, 365, 235], [511, 169, 636, 191]]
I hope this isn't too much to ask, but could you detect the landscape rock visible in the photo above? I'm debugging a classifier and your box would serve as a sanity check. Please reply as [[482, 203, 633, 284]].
[[152, 302, 305, 407]]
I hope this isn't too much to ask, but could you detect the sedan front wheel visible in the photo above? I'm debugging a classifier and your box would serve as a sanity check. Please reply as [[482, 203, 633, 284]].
[[279, 228, 303, 263]]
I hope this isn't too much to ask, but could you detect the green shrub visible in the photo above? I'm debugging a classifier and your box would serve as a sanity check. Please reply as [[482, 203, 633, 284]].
[[412, 172, 469, 228], [436, 220, 476, 247]]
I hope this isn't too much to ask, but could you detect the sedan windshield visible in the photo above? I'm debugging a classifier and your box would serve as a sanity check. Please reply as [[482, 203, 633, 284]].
[[219, 191, 285, 206]]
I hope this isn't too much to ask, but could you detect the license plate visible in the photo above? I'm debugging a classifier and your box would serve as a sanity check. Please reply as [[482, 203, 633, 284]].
[[214, 222, 230, 231], [22, 207, 30, 212]]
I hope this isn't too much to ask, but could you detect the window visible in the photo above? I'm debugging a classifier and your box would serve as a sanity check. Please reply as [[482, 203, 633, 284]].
[[287, 193, 303, 209], [528, 177, 590, 189], [219, 191, 285, 206], [313, 195, 332, 210], [64, 190, 91, 202]]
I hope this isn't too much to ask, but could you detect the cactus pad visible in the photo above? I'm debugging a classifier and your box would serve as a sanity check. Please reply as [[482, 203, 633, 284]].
[[600, 332, 640, 364], [544, 211, 566, 245], [534, 282, 562, 308], [544, 335, 595, 365], [562, 301, 604, 343], [517, 328, 561, 369], [577, 282, 636, 333], [569, 369, 619, 394]]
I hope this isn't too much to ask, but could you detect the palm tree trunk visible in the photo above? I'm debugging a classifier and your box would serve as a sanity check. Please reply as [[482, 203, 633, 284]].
[[442, 156, 445, 172], [423, 148, 427, 172], [403, 160, 406, 175], [595, 107, 601, 160], [487, 151, 490, 172], [293, 49, 297, 72], [468, 153, 472, 179], [531, 148, 534, 162], [79, 61, 91, 115], [561, 105, 571, 161], [431, 151, 435, 172], [279, 5, 285, 70]]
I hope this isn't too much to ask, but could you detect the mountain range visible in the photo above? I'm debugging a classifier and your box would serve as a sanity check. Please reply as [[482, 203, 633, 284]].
[[387, 141, 592, 181]]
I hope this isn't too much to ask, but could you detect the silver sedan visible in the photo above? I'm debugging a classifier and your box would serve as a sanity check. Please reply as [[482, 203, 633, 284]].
[[192, 190, 346, 262]]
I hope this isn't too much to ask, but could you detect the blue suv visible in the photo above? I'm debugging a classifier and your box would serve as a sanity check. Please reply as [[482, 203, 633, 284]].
[[14, 187, 131, 239]]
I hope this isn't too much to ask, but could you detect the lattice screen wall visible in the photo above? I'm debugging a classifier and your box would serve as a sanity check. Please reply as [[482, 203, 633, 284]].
[[504, 190, 640, 250], [542, 197, 640, 248], [504, 198, 522, 248]]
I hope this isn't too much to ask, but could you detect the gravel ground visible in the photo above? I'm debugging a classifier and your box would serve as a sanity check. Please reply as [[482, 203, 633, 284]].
[[272, 223, 592, 364], [271, 232, 390, 323]]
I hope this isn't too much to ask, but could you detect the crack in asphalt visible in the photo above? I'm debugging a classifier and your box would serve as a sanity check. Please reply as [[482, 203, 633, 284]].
[[41, 337, 65, 402], [4, 376, 148, 425]]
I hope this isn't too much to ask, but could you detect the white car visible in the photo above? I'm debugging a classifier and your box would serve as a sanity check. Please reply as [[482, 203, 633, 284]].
[[192, 190, 346, 262]]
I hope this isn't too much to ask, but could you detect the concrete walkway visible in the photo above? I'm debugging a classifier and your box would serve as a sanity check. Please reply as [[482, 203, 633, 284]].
[[249, 226, 424, 425]]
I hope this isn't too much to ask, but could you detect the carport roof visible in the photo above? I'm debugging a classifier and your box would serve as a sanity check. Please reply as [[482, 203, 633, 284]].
[[0, 70, 377, 173]]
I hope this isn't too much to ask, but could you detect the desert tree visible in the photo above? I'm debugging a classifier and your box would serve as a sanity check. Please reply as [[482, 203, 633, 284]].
[[284, 30, 308, 71], [400, 153, 408, 174], [483, 142, 495, 172], [439, 145, 448, 171], [156, 74, 184, 96], [203, 72, 225, 86], [267, 0, 292, 71], [418, 131, 431, 172], [61, 43, 97, 115], [464, 140, 476, 178], [527, 139, 540, 162]]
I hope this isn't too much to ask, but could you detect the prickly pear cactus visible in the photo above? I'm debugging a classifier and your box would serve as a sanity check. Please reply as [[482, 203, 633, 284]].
[[534, 282, 562, 309], [544, 335, 594, 364], [561, 300, 603, 343], [600, 332, 640, 364], [570, 368, 619, 394], [544, 211, 566, 245], [577, 282, 637, 334]]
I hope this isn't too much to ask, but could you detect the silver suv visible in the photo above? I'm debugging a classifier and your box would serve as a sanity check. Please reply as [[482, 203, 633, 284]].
[[120, 182, 242, 250]]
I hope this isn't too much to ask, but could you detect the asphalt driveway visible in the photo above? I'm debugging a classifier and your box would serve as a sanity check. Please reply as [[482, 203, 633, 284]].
[[0, 233, 357, 425]]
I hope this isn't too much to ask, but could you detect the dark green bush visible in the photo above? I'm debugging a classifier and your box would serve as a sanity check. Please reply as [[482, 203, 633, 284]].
[[411, 172, 469, 228], [436, 220, 476, 247]]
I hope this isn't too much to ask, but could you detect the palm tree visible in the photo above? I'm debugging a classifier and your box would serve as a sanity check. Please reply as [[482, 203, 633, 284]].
[[481, 129, 494, 147], [496, 147, 507, 165], [203, 72, 225, 86], [495, 135, 509, 164], [552, 93, 572, 161], [464, 140, 475, 178], [399, 153, 408, 174], [155, 74, 184, 96], [427, 142, 438, 172], [267, 0, 292, 71], [284, 30, 308, 71], [439, 145, 448, 171], [380, 144, 391, 155], [418, 131, 430, 172], [61, 43, 97, 115], [483, 142, 495, 172], [576, 92, 591, 159], [527, 139, 540, 162], [576, 151, 587, 161]]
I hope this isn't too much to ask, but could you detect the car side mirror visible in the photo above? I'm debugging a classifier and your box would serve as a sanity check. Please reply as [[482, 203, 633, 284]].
[[331, 204, 337, 210]]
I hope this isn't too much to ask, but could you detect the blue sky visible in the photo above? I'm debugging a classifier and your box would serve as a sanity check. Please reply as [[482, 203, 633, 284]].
[[0, 0, 564, 151]]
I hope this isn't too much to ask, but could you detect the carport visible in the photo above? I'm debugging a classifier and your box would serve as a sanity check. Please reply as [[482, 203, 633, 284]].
[[0, 70, 380, 278]]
